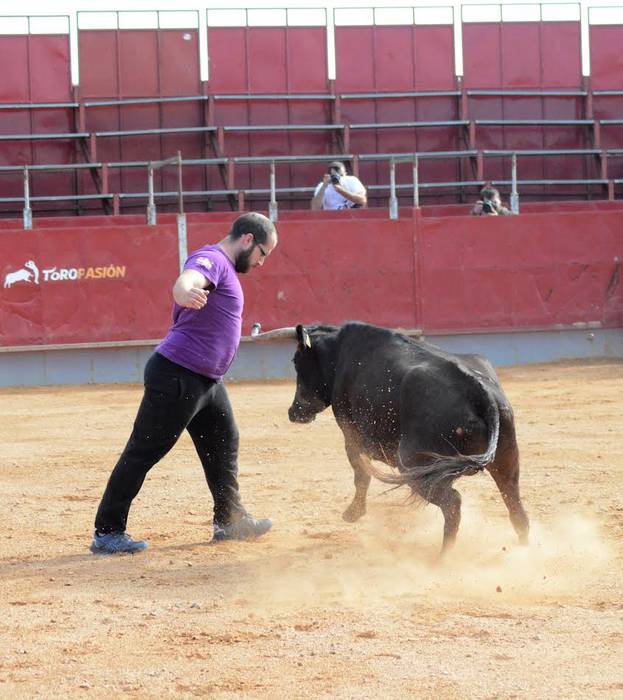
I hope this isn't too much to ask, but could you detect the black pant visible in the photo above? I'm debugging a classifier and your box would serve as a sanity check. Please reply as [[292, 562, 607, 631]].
[[94, 352, 246, 533]]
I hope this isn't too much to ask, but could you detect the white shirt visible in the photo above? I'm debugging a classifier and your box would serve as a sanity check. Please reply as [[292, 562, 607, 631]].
[[314, 175, 366, 210]]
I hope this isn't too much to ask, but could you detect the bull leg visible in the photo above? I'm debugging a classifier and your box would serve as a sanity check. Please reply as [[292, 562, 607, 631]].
[[422, 482, 462, 554], [487, 446, 530, 545], [342, 439, 372, 523], [399, 438, 462, 554]]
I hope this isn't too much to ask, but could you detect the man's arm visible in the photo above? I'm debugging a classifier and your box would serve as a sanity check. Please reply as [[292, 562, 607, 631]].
[[334, 177, 367, 207], [334, 184, 367, 207], [311, 176, 330, 210], [172, 269, 211, 309]]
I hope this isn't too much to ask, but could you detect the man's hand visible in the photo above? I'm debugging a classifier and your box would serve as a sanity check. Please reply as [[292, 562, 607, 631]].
[[311, 175, 331, 209], [173, 269, 211, 309], [176, 286, 208, 310], [471, 200, 498, 216]]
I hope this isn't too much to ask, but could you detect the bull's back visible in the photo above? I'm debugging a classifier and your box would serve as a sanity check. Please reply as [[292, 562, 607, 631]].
[[332, 324, 498, 456]]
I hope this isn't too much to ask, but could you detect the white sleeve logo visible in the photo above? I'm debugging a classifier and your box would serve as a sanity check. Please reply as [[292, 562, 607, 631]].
[[196, 257, 214, 271]]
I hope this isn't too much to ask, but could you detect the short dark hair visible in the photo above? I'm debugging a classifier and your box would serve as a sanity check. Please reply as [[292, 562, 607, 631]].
[[480, 186, 500, 200], [228, 212, 277, 244]]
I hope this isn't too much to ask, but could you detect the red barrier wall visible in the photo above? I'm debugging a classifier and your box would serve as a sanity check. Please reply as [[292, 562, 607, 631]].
[[0, 225, 178, 345], [1, 208, 622, 348], [187, 214, 419, 333], [417, 210, 623, 331]]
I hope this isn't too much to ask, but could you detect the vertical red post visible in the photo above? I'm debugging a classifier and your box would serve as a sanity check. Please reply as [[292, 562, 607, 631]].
[[468, 121, 476, 150], [89, 133, 97, 161], [476, 151, 484, 181]]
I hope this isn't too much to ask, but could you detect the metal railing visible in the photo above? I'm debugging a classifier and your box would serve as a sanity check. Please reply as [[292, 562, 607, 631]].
[[146, 152, 184, 224], [1, 148, 619, 228]]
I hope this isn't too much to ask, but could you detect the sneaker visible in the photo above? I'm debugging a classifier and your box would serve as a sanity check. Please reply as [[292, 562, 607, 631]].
[[212, 514, 273, 542], [90, 531, 148, 554]]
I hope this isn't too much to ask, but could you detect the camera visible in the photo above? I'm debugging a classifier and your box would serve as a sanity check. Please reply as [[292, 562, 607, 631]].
[[329, 169, 341, 185], [481, 199, 497, 214]]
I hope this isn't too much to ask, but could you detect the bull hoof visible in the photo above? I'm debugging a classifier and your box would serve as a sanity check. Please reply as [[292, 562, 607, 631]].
[[342, 502, 366, 523]]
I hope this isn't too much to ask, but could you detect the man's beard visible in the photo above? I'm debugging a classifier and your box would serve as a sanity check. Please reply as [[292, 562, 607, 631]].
[[234, 247, 254, 273]]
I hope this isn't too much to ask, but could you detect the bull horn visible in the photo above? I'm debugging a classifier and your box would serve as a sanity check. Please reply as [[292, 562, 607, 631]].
[[249, 327, 297, 340]]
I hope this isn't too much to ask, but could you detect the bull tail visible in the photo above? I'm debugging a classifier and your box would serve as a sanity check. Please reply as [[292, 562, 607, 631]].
[[369, 374, 500, 501]]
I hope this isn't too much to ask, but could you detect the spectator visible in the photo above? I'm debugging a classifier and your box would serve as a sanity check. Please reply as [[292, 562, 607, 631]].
[[311, 161, 367, 210], [471, 186, 514, 216]]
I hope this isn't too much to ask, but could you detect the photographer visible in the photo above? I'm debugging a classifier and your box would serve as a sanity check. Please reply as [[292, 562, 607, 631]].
[[471, 186, 514, 216], [311, 161, 367, 211]]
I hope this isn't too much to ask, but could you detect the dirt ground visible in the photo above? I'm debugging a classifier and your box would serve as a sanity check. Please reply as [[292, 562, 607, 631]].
[[1, 359, 622, 699]]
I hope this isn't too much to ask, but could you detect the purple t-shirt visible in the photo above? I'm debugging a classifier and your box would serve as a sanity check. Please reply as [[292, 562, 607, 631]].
[[156, 245, 243, 380]]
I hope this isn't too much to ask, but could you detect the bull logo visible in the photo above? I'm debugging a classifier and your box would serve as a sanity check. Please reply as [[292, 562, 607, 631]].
[[3, 260, 40, 288]]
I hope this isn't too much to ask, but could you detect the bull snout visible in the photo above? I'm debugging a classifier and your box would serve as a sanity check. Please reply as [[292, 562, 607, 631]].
[[288, 402, 316, 424]]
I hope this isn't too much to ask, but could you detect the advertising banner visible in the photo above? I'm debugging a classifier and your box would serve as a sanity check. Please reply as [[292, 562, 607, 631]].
[[0, 225, 178, 346]]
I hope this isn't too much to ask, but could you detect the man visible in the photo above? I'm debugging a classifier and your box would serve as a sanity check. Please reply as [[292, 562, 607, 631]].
[[91, 212, 278, 554], [471, 185, 514, 216], [311, 160, 367, 210]]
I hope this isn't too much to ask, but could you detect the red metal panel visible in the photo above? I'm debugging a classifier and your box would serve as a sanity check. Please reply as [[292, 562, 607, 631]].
[[335, 27, 375, 91], [247, 28, 287, 93], [29, 35, 72, 102], [466, 21, 584, 183], [118, 30, 159, 97], [0, 36, 30, 102], [207, 28, 248, 93], [247, 101, 290, 161], [287, 27, 327, 92], [541, 22, 581, 87], [0, 34, 73, 200], [118, 104, 161, 194], [417, 210, 623, 331], [462, 24, 502, 88], [158, 29, 200, 96], [337, 25, 455, 93], [0, 224, 178, 346], [78, 30, 119, 98], [465, 21, 581, 89], [0, 166, 29, 200], [159, 101, 204, 192], [589, 25, 623, 90], [414, 26, 455, 90], [375, 26, 415, 91], [287, 100, 335, 176], [590, 25, 623, 144], [501, 23, 541, 87]]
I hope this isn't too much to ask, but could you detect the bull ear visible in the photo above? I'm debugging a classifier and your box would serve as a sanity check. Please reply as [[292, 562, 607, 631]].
[[296, 324, 312, 349]]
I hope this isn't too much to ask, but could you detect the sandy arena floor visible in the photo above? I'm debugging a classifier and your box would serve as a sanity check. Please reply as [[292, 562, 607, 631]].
[[1, 359, 622, 699]]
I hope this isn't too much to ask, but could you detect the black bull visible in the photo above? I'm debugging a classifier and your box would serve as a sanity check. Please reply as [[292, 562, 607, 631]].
[[286, 322, 529, 553]]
